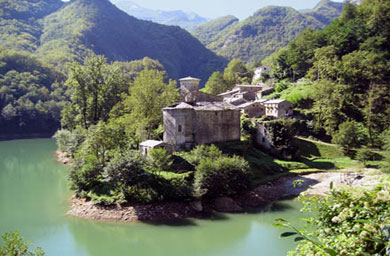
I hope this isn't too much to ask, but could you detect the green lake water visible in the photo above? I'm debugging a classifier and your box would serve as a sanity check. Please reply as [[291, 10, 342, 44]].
[[0, 139, 307, 256]]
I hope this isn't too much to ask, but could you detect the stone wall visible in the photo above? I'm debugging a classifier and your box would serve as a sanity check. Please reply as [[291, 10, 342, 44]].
[[195, 110, 241, 145], [163, 108, 195, 151], [242, 104, 265, 118], [183, 91, 222, 103]]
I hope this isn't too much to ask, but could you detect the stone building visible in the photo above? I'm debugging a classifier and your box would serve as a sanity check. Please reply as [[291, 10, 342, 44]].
[[218, 83, 275, 104], [263, 99, 294, 119], [236, 100, 266, 118], [163, 77, 241, 151], [179, 77, 222, 103]]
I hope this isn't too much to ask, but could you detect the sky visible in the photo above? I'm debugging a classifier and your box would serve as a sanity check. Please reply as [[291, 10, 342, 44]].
[[127, 0, 344, 20]]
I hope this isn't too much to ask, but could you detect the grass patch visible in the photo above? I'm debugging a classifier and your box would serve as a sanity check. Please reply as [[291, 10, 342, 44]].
[[155, 170, 192, 180], [175, 139, 374, 187], [294, 137, 344, 159], [265, 82, 314, 106]]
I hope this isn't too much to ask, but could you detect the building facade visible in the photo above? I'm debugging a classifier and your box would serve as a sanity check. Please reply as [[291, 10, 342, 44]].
[[163, 77, 241, 151]]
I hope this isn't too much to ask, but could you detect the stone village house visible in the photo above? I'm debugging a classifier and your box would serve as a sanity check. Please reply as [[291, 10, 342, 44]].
[[140, 77, 293, 153], [163, 77, 241, 152]]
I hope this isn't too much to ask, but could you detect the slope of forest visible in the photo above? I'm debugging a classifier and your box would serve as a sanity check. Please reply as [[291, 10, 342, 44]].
[[0, 48, 66, 137], [191, 15, 239, 46], [267, 0, 390, 146], [0, 0, 226, 81], [192, 0, 344, 63], [110, 0, 209, 31]]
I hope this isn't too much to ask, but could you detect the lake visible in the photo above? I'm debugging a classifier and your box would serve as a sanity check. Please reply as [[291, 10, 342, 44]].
[[0, 139, 306, 256]]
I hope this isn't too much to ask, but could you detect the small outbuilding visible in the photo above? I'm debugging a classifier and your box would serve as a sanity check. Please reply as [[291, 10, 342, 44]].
[[139, 140, 165, 155]]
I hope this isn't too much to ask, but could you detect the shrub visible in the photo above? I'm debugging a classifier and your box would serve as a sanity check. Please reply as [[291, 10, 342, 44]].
[[153, 172, 193, 201], [193, 156, 250, 198], [53, 127, 86, 157], [103, 152, 193, 203], [186, 145, 223, 166], [275, 80, 289, 93], [69, 155, 103, 193], [381, 130, 390, 172], [332, 121, 369, 153], [241, 114, 257, 142], [0, 231, 45, 256], [262, 119, 299, 159], [279, 185, 390, 256], [146, 148, 173, 172], [355, 149, 380, 163]]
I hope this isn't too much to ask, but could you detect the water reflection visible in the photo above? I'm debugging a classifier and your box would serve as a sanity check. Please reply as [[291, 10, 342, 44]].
[[0, 139, 306, 256]]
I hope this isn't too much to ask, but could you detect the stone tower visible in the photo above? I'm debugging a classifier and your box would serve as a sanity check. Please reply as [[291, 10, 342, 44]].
[[179, 77, 200, 100]]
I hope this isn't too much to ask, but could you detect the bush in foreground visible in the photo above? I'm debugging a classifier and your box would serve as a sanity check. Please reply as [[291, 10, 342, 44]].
[[0, 232, 45, 256], [277, 185, 390, 256], [194, 156, 250, 198]]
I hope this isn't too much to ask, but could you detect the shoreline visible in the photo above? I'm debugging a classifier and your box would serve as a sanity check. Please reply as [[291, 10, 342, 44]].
[[56, 148, 383, 223], [66, 169, 383, 222], [0, 133, 54, 141], [55, 150, 72, 164]]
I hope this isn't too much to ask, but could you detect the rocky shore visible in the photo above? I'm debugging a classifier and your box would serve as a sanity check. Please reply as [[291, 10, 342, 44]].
[[66, 169, 383, 222], [55, 151, 72, 164]]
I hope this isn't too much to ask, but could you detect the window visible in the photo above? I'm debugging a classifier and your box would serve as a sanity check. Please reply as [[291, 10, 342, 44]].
[[178, 125, 182, 133]]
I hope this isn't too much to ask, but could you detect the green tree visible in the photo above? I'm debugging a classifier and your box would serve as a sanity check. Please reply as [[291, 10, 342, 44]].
[[332, 121, 368, 151], [381, 130, 390, 172], [62, 54, 128, 129], [307, 45, 340, 81], [53, 128, 86, 157], [203, 71, 230, 95], [0, 232, 45, 256], [117, 69, 179, 144], [79, 121, 124, 168], [309, 80, 350, 136], [223, 59, 252, 87]]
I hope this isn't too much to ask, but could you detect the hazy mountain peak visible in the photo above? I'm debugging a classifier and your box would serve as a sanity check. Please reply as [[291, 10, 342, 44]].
[[109, 0, 209, 30]]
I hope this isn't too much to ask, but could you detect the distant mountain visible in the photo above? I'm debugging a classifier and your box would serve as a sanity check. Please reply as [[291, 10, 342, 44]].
[[304, 0, 344, 25], [0, 0, 227, 81], [192, 0, 344, 63], [191, 15, 239, 46], [110, 0, 209, 30]]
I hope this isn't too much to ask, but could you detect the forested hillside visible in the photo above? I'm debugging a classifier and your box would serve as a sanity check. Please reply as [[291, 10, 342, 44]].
[[266, 0, 390, 148], [192, 0, 343, 63], [192, 15, 239, 46], [0, 0, 229, 137], [0, 48, 66, 137], [0, 0, 226, 81]]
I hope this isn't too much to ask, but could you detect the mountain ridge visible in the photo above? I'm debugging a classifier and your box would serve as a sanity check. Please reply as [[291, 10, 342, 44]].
[[0, 0, 227, 81], [192, 0, 344, 63]]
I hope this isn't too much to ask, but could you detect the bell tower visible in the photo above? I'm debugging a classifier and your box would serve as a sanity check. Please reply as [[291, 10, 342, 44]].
[[179, 77, 200, 99]]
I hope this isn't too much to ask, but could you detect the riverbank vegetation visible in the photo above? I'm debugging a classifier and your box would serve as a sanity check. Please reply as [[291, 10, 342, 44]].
[[53, 55, 253, 205], [0, 231, 45, 256], [277, 183, 390, 256]]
